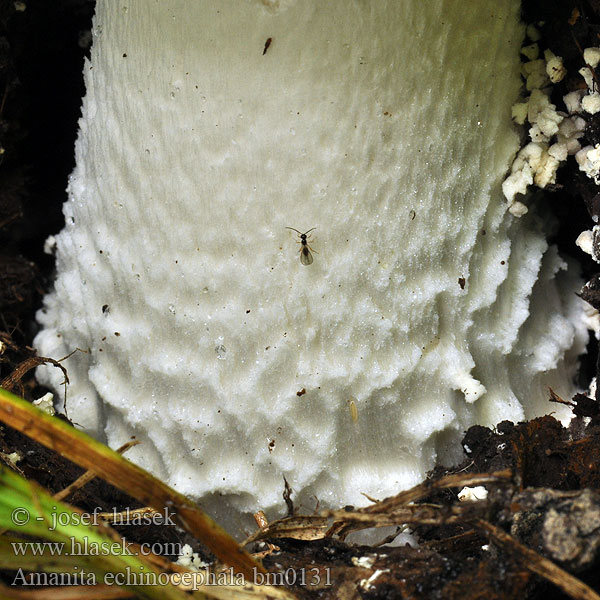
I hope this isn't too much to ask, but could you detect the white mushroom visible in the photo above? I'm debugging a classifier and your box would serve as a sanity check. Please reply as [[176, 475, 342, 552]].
[[35, 1, 587, 529]]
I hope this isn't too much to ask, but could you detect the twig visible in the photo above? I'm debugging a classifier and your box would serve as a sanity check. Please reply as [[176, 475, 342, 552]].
[[1, 356, 68, 395], [54, 440, 140, 501]]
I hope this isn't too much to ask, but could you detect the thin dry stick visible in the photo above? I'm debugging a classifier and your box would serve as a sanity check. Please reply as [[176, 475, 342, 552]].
[[0, 356, 69, 393], [0, 348, 85, 419], [251, 510, 280, 557], [477, 519, 600, 600], [364, 470, 512, 514], [325, 470, 511, 539], [54, 440, 140, 502]]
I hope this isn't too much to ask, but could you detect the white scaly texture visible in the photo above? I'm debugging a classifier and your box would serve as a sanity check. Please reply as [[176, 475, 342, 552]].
[[35, 0, 587, 532]]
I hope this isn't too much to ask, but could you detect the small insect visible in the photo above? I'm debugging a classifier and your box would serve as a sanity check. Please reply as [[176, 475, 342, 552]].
[[285, 227, 317, 266]]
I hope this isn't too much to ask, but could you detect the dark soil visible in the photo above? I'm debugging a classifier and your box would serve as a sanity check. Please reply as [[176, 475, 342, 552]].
[[0, 0, 93, 391]]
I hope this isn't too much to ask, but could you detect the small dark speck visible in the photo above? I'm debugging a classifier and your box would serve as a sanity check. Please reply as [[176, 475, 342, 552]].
[[500, 260, 505, 265], [265, 346, 271, 350], [409, 210, 416, 220], [296, 388, 306, 397], [102, 304, 109, 314], [246, 309, 251, 314], [481, 229, 486, 236], [99, 250, 103, 254], [263, 37, 272, 55], [114, 332, 120, 337], [458, 277, 465, 289], [122, 53, 127, 58]]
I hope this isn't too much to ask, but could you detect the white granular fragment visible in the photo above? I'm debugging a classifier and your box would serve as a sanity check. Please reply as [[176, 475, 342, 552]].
[[522, 59, 549, 90], [576, 231, 594, 256], [544, 50, 566, 84], [32, 393, 55, 416], [576, 145, 600, 183], [458, 486, 488, 502], [511, 102, 528, 125], [527, 24, 541, 42], [509, 200, 529, 217], [352, 555, 376, 569], [5, 451, 22, 466], [584, 47, 600, 69], [175, 544, 209, 572], [520, 43, 539, 61], [579, 67, 596, 91], [563, 91, 585, 114], [582, 93, 600, 115], [556, 116, 586, 156]]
